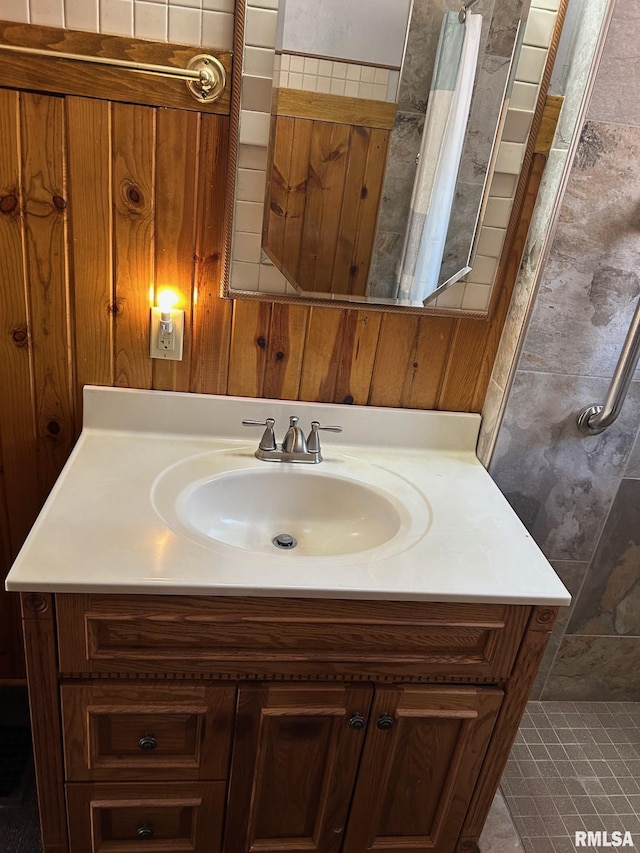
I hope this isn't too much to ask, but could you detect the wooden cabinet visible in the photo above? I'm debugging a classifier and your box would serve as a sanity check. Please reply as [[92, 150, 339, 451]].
[[66, 781, 226, 852], [20, 592, 559, 853], [224, 684, 503, 853], [343, 686, 502, 853], [60, 682, 235, 782], [224, 684, 372, 853]]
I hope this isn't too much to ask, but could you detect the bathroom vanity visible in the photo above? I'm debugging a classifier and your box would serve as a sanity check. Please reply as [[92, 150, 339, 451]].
[[7, 388, 569, 853]]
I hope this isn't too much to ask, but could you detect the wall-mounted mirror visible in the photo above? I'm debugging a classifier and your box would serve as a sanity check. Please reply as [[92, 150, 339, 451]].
[[228, 0, 538, 312]]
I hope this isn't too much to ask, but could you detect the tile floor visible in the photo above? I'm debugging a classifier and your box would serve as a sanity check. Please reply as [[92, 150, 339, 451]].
[[500, 701, 640, 853]]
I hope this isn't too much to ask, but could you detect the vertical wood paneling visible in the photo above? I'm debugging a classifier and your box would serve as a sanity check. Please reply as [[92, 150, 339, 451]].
[[437, 319, 490, 412], [0, 88, 39, 549], [66, 97, 114, 428], [298, 307, 345, 402], [227, 299, 272, 397], [0, 448, 22, 678], [332, 125, 370, 295], [153, 108, 199, 392], [370, 315, 456, 409], [190, 113, 231, 396], [263, 303, 309, 400], [348, 127, 389, 296], [112, 103, 155, 390], [265, 117, 389, 296], [20, 92, 75, 501], [281, 119, 313, 281], [298, 308, 381, 404], [334, 311, 382, 405], [266, 115, 295, 268]]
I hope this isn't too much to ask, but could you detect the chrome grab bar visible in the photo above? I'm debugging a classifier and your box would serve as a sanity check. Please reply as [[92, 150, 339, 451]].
[[577, 294, 640, 435]]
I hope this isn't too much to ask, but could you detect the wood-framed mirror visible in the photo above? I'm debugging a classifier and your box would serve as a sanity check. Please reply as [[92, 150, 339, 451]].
[[224, 0, 562, 315]]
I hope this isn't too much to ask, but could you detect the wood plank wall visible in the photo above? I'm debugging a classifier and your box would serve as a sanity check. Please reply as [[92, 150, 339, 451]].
[[265, 114, 390, 296], [0, 24, 555, 678]]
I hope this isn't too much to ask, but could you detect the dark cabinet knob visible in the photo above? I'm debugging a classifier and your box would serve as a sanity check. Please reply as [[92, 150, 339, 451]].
[[138, 734, 157, 751], [377, 713, 395, 730], [137, 822, 154, 839], [348, 713, 366, 730]]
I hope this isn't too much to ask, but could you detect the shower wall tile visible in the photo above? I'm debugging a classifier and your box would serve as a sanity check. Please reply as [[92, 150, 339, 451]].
[[520, 121, 640, 380], [477, 379, 505, 466], [587, 0, 640, 128], [626, 432, 640, 479], [489, 373, 640, 562], [542, 636, 640, 701], [531, 560, 589, 698], [485, 0, 520, 57], [567, 478, 640, 638]]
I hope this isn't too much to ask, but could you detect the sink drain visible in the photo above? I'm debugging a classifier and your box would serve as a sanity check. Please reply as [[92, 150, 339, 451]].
[[273, 533, 297, 550]]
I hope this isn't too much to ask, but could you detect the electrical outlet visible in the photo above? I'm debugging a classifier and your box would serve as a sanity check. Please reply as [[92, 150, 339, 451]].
[[150, 307, 185, 360]]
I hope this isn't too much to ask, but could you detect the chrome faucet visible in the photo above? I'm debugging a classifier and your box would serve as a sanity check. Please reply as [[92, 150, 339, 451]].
[[242, 416, 342, 463]]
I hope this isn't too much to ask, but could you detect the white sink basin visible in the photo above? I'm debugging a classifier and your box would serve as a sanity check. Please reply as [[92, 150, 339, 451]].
[[152, 448, 432, 561], [181, 468, 401, 556]]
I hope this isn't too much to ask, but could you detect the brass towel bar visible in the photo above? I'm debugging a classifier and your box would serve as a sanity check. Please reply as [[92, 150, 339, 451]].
[[0, 43, 226, 103]]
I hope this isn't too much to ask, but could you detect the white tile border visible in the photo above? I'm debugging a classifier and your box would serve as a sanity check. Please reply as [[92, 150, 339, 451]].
[[0, 0, 234, 48]]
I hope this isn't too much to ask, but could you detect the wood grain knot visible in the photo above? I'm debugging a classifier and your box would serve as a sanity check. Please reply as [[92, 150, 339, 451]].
[[341, 395, 354, 405], [11, 325, 28, 347], [0, 194, 18, 214], [125, 182, 144, 206], [257, 336, 267, 349], [46, 419, 61, 437], [107, 300, 124, 317], [24, 594, 48, 614], [52, 194, 67, 211], [275, 351, 285, 361]]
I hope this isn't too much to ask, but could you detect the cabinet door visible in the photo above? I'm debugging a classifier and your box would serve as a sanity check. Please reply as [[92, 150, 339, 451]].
[[343, 686, 503, 853], [223, 683, 372, 853]]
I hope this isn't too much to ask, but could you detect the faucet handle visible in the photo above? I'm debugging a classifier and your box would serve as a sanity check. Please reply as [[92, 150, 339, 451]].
[[242, 417, 276, 451], [307, 421, 343, 456]]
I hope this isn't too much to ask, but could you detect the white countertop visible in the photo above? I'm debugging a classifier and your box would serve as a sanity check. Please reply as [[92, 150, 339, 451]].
[[5, 387, 570, 606]]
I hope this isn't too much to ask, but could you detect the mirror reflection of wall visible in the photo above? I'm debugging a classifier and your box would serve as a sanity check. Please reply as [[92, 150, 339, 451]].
[[230, 0, 561, 315]]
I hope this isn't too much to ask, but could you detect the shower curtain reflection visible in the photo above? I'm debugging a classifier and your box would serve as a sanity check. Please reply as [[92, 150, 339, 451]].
[[396, 12, 482, 303]]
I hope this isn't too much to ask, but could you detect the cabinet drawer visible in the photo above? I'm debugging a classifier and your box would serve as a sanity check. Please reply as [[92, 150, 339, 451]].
[[56, 594, 530, 682], [61, 682, 235, 781], [66, 781, 225, 853]]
